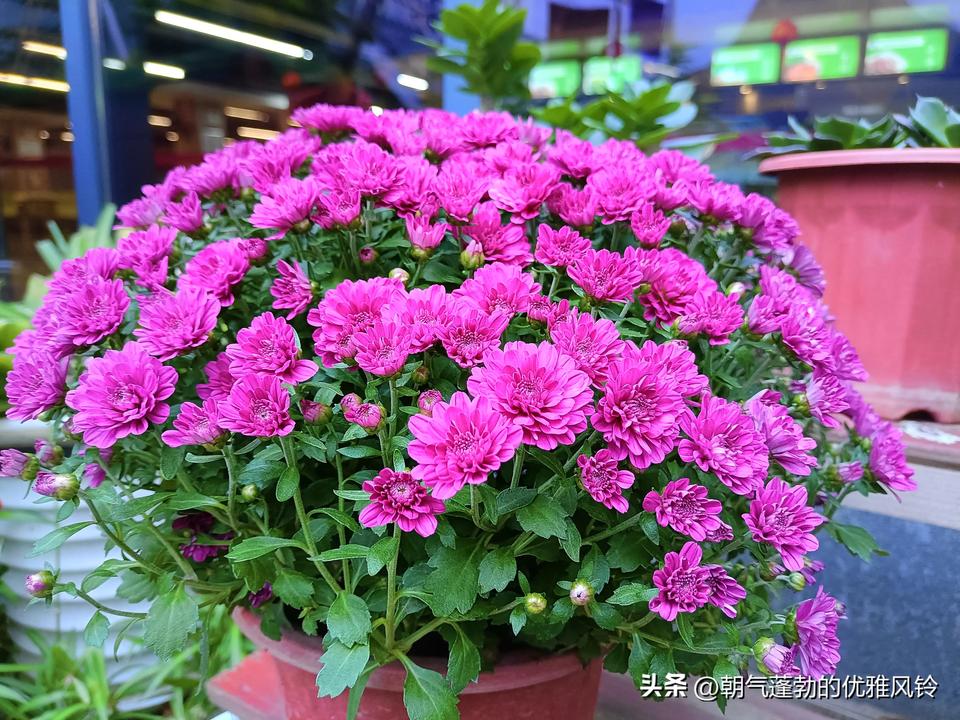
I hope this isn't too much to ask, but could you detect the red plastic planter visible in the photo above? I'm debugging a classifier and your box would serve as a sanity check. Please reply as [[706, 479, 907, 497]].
[[209, 607, 603, 720], [760, 149, 960, 423]]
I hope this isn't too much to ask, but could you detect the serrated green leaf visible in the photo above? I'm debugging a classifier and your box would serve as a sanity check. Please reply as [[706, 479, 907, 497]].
[[478, 548, 516, 593], [238, 445, 284, 487], [401, 657, 460, 720], [273, 570, 315, 608], [425, 544, 480, 616], [509, 605, 527, 635], [160, 445, 186, 480], [338, 445, 381, 459], [83, 611, 110, 648], [607, 582, 657, 606], [676, 613, 695, 648], [590, 602, 623, 630], [143, 584, 198, 661], [316, 641, 369, 697], [328, 592, 371, 647], [641, 514, 660, 545], [628, 634, 656, 688], [439, 625, 480, 693], [315, 544, 370, 562], [516, 494, 567, 540], [495, 487, 537, 515], [30, 521, 93, 557], [226, 536, 302, 562], [367, 535, 399, 576], [559, 519, 581, 562], [319, 508, 361, 532]]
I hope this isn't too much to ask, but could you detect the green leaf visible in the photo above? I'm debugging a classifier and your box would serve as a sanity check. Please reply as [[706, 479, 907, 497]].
[[143, 584, 199, 661], [495, 487, 537, 515], [607, 582, 657, 606], [315, 544, 370, 562], [440, 625, 480, 693], [580, 546, 610, 592], [338, 445, 382, 459], [226, 536, 302, 562], [650, 648, 676, 681], [628, 634, 656, 688], [478, 548, 516, 594], [81, 559, 135, 593], [319, 508, 361, 533], [166, 491, 225, 511], [425, 544, 480, 616], [509, 605, 527, 635], [367, 535, 399, 576], [641, 514, 660, 545], [401, 657, 460, 720], [827, 522, 883, 561], [273, 570, 315, 608], [590, 602, 623, 630], [238, 445, 284, 488], [328, 592, 372, 647], [30, 521, 93, 557], [316, 641, 369, 697], [83, 611, 110, 648], [676, 613, 695, 648], [559, 519, 581, 562], [275, 465, 300, 502], [516, 495, 567, 540], [160, 445, 186, 480]]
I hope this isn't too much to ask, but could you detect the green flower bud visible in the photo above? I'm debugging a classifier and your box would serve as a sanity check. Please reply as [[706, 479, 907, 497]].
[[459, 246, 484, 271], [388, 267, 411, 284], [241, 484, 260, 502], [411, 365, 430, 385], [569, 579, 594, 606], [524, 593, 547, 614], [25, 570, 56, 599], [787, 572, 806, 591]]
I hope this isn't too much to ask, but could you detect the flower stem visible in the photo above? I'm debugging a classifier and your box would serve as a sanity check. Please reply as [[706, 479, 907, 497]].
[[509, 445, 526, 490], [335, 453, 352, 590], [143, 522, 198, 581], [384, 523, 402, 649], [74, 588, 147, 619], [583, 512, 644, 545], [222, 445, 240, 530]]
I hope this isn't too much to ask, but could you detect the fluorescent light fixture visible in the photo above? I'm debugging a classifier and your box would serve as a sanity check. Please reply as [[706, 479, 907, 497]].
[[143, 61, 185, 79], [39, 130, 50, 140], [225, 106, 269, 122], [165, 131, 180, 142], [0, 72, 69, 92], [148, 114, 173, 127], [396, 73, 429, 91], [22, 40, 67, 59], [60, 131, 74, 142], [103, 57, 126, 70], [236, 126, 280, 140], [370, 105, 384, 116], [155, 10, 313, 60]]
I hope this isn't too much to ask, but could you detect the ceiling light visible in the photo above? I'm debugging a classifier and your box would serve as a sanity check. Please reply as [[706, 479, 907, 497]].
[[39, 130, 50, 140], [0, 72, 69, 92], [396, 73, 429, 91], [60, 131, 74, 142], [148, 114, 173, 127], [236, 126, 280, 140], [22, 40, 67, 59], [370, 105, 384, 116], [225, 106, 269, 122], [103, 57, 126, 70], [165, 131, 180, 142], [143, 61, 185, 79], [155, 10, 312, 60]]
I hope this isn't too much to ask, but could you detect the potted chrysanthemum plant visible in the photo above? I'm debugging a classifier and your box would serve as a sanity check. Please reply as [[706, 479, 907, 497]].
[[4, 104, 914, 720]]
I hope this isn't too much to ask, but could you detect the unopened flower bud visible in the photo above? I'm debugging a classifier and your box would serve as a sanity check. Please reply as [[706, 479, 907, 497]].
[[301, 399, 332, 425], [25, 570, 55, 599], [340, 393, 362, 414], [569, 579, 594, 606], [459, 243, 484, 271], [727, 282, 746, 296], [791, 393, 810, 414], [388, 267, 410, 284], [760, 561, 781, 581], [241, 484, 260, 502], [417, 390, 443, 416], [34, 440, 62, 466], [345, 402, 384, 433], [83, 464, 105, 489], [410, 245, 433, 261], [359, 246, 378, 265], [34, 471, 79, 501], [524, 593, 547, 614], [0, 449, 38, 480], [787, 572, 806, 591], [293, 219, 311, 234], [783, 610, 798, 645], [753, 637, 790, 675], [411, 365, 430, 385]]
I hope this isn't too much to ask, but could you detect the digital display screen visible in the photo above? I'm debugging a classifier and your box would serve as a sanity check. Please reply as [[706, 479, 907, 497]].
[[783, 36, 861, 82], [529, 61, 582, 99], [710, 43, 781, 86], [865, 29, 949, 75], [582, 55, 642, 94]]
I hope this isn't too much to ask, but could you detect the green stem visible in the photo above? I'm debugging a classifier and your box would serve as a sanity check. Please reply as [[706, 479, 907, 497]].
[[509, 445, 526, 490], [385, 524, 402, 649], [398, 616, 447, 652], [388, 377, 399, 443], [143, 522, 198, 581], [75, 588, 147, 619], [470, 485, 483, 528], [564, 430, 599, 473], [222, 446, 240, 530], [547, 273, 560, 299], [583, 512, 644, 545], [83, 498, 162, 575], [335, 454, 352, 590]]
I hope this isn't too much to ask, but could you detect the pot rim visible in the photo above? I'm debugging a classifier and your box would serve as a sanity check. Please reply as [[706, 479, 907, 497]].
[[758, 147, 960, 174], [232, 607, 593, 695]]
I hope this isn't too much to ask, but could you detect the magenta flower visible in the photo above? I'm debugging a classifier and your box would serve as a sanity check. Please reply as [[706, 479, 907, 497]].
[[0, 449, 33, 479], [226, 312, 318, 384], [685, 180, 744, 223], [5, 350, 68, 421], [342, 140, 402, 199], [438, 301, 510, 368], [408, 392, 522, 500], [837, 461, 864, 484], [117, 225, 175, 289], [359, 468, 446, 537], [745, 392, 818, 477], [461, 202, 532, 265], [642, 478, 723, 542], [405, 215, 449, 255], [344, 402, 383, 431], [793, 587, 843, 679], [418, 390, 443, 416], [868, 421, 916, 491], [828, 331, 867, 383], [396, 285, 452, 354], [677, 289, 744, 346], [291, 103, 361, 132], [65, 343, 178, 449], [591, 355, 686, 469], [270, 259, 313, 319], [535, 224, 591, 269], [161, 399, 224, 448], [247, 583, 273, 608], [790, 245, 827, 297], [219, 374, 295, 438], [576, 450, 635, 513], [34, 471, 79, 500], [453, 262, 540, 318], [197, 353, 236, 402], [54, 277, 130, 354], [83, 464, 106, 489], [568, 248, 643, 304], [780, 303, 835, 372], [803, 370, 849, 429], [434, 158, 490, 222], [632, 247, 715, 325], [586, 166, 648, 224], [649, 541, 711, 622], [743, 477, 825, 571], [679, 394, 769, 496], [705, 523, 734, 543], [134, 288, 219, 360], [548, 131, 596, 178], [548, 184, 598, 227], [316, 188, 362, 229], [354, 317, 413, 376], [630, 203, 670, 247], [468, 341, 593, 450], [25, 570, 56, 598], [249, 176, 319, 237], [703, 565, 746, 618], [624, 339, 708, 398], [649, 149, 713, 185], [488, 162, 558, 222], [179, 240, 250, 307], [549, 310, 624, 387], [162, 192, 204, 233]]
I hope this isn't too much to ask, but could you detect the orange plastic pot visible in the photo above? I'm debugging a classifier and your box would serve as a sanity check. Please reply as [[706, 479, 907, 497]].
[[212, 607, 603, 720], [760, 148, 960, 422]]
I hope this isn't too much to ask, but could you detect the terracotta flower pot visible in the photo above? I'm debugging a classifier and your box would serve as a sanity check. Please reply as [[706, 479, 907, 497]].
[[211, 607, 603, 720], [759, 148, 960, 422]]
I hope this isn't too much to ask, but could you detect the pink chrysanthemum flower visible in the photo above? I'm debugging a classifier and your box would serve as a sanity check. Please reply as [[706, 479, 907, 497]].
[[354, 317, 413, 376], [459, 111, 519, 149], [434, 159, 490, 222], [685, 180, 744, 223], [162, 191, 204, 233], [5, 350, 68, 421], [625, 340, 708, 398], [488, 162, 558, 222], [794, 587, 843, 679], [396, 285, 451, 353], [547, 131, 596, 178], [342, 140, 403, 199], [535, 224, 592, 269], [248, 176, 319, 237], [438, 301, 509, 369], [315, 188, 362, 229], [134, 288, 220, 361], [705, 522, 734, 543], [649, 541, 711, 622], [179, 240, 251, 307], [745, 391, 818, 477], [780, 303, 835, 372], [632, 247, 716, 325], [549, 309, 624, 387], [384, 157, 438, 218], [291, 103, 361, 132], [307, 277, 406, 367], [868, 421, 916, 491], [828, 331, 867, 383], [405, 215, 449, 254], [468, 341, 593, 450], [789, 245, 826, 297], [197, 353, 236, 402], [703, 565, 747, 618], [48, 247, 120, 297], [591, 355, 686, 469], [630, 203, 670, 247], [226, 312, 319, 384], [576, 449, 635, 513], [358, 468, 446, 537], [0, 449, 32, 478], [548, 184, 598, 227], [219, 374, 295, 438], [117, 225, 176, 288], [65, 343, 178, 449], [461, 202, 532, 265], [417, 390, 443, 416], [642, 478, 723, 542], [344, 402, 383, 431], [743, 477, 825, 571], [677, 289, 744, 346], [649, 149, 713, 185], [679, 394, 769, 496], [408, 392, 522, 500], [568, 248, 642, 304], [54, 277, 130, 354], [803, 370, 849, 429], [161, 399, 224, 447], [586, 165, 650, 224], [117, 195, 162, 228], [453, 262, 540, 318], [270, 259, 313, 319]]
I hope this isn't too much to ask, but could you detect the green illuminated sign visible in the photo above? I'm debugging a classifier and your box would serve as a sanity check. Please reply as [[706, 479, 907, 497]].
[[865, 29, 949, 75], [529, 61, 582, 99], [710, 43, 781, 86], [783, 36, 860, 82], [582, 55, 642, 94]]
